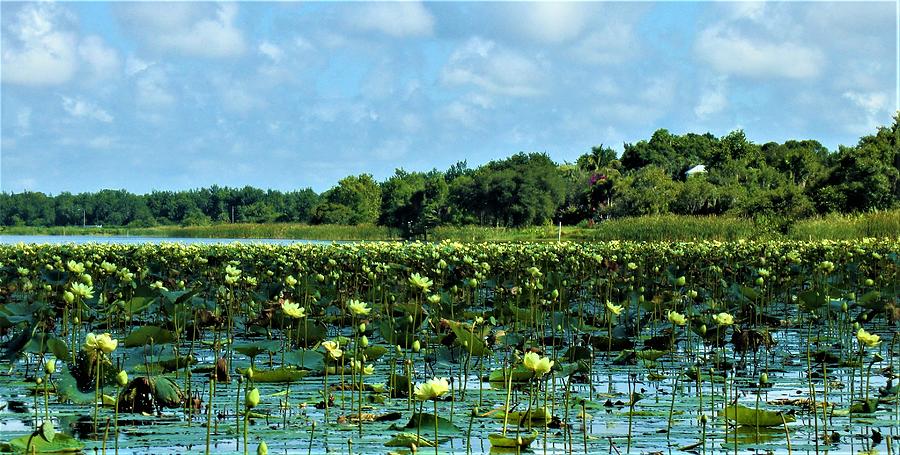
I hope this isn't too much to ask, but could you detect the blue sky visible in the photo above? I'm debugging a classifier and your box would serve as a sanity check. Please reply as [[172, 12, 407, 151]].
[[1, 1, 897, 194]]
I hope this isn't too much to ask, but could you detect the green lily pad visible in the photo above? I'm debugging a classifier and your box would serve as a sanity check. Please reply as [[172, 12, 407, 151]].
[[9, 432, 84, 453], [124, 326, 174, 347], [384, 432, 436, 448], [488, 429, 538, 448], [720, 404, 795, 427]]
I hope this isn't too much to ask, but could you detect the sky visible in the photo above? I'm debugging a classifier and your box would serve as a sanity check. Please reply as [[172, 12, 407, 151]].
[[1, 1, 897, 195]]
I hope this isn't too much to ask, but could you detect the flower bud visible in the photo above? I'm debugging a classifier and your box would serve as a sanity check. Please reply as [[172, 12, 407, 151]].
[[246, 387, 260, 408], [864, 278, 874, 286], [257, 441, 268, 455], [760, 372, 769, 384], [116, 370, 128, 387], [246, 366, 254, 380], [359, 323, 366, 333], [412, 340, 421, 353], [360, 336, 369, 348], [675, 276, 686, 286], [63, 291, 75, 304], [44, 359, 56, 375]]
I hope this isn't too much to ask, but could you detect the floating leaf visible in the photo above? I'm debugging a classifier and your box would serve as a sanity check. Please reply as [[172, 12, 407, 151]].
[[235, 367, 307, 383], [284, 349, 325, 371], [124, 326, 174, 347], [488, 430, 538, 448], [384, 432, 436, 448], [720, 404, 795, 427], [393, 413, 460, 434], [488, 366, 534, 384], [443, 319, 491, 356], [9, 432, 83, 453]]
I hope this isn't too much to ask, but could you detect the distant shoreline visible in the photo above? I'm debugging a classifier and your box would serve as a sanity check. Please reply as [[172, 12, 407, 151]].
[[2, 211, 897, 242]]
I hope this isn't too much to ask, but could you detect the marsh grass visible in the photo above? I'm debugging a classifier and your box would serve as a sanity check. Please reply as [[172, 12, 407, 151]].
[[2, 210, 897, 242]]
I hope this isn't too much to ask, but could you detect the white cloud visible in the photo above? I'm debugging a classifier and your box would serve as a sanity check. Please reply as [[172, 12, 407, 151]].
[[843, 90, 890, 132], [78, 35, 120, 81], [87, 135, 117, 149], [1, 3, 78, 86], [135, 66, 175, 109], [62, 96, 114, 122], [213, 76, 265, 114], [346, 2, 434, 37], [117, 3, 245, 58], [371, 138, 411, 160], [16, 108, 32, 136], [441, 37, 545, 97], [258, 41, 283, 62], [695, 78, 728, 119], [695, 25, 824, 79], [512, 2, 589, 44], [572, 22, 637, 65], [125, 56, 151, 77]]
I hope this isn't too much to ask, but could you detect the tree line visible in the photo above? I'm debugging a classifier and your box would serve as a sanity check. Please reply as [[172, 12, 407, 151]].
[[2, 114, 897, 237]]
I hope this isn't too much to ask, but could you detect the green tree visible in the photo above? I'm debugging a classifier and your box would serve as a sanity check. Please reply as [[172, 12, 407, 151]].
[[314, 174, 381, 225]]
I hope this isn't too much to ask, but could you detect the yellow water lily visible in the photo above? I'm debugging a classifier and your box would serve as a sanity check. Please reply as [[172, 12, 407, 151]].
[[856, 328, 880, 347], [282, 301, 305, 319], [414, 377, 450, 401], [70, 282, 94, 299], [667, 311, 687, 326], [523, 351, 554, 377], [409, 273, 433, 291], [606, 301, 623, 316], [713, 312, 734, 326], [322, 340, 343, 360], [84, 332, 117, 354], [347, 299, 371, 316]]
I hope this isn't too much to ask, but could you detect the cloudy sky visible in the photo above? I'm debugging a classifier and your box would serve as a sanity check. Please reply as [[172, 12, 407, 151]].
[[1, 1, 897, 194]]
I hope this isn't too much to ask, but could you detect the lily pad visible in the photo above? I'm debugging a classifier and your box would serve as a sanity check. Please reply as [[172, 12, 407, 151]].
[[124, 326, 174, 347], [9, 432, 83, 453], [720, 404, 795, 427], [488, 429, 538, 448]]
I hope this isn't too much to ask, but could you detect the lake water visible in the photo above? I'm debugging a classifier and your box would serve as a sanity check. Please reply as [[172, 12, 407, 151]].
[[0, 235, 341, 245]]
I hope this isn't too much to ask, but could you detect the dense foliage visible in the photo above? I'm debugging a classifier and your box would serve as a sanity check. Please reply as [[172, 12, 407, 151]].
[[0, 240, 896, 453], [2, 115, 897, 236]]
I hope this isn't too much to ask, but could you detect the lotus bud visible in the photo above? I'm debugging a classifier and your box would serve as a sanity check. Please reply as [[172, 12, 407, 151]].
[[36, 377, 42, 385], [257, 441, 268, 455], [316, 274, 325, 282], [700, 415, 708, 424], [760, 372, 769, 384], [676, 276, 686, 286], [116, 370, 128, 387], [853, 322, 860, 331], [396, 345, 403, 355], [246, 366, 254, 380], [841, 302, 848, 313], [407, 315, 414, 324], [699, 324, 707, 336], [246, 387, 260, 408], [73, 317, 79, 324], [847, 293, 856, 301], [359, 323, 366, 333], [44, 359, 56, 375], [687, 290, 698, 299], [63, 291, 75, 304], [551, 289, 559, 300], [360, 335, 369, 348], [756, 277, 764, 286], [412, 340, 421, 353], [864, 278, 874, 286]]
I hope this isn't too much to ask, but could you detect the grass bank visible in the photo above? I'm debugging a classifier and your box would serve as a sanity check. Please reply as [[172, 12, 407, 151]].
[[2, 210, 896, 242]]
